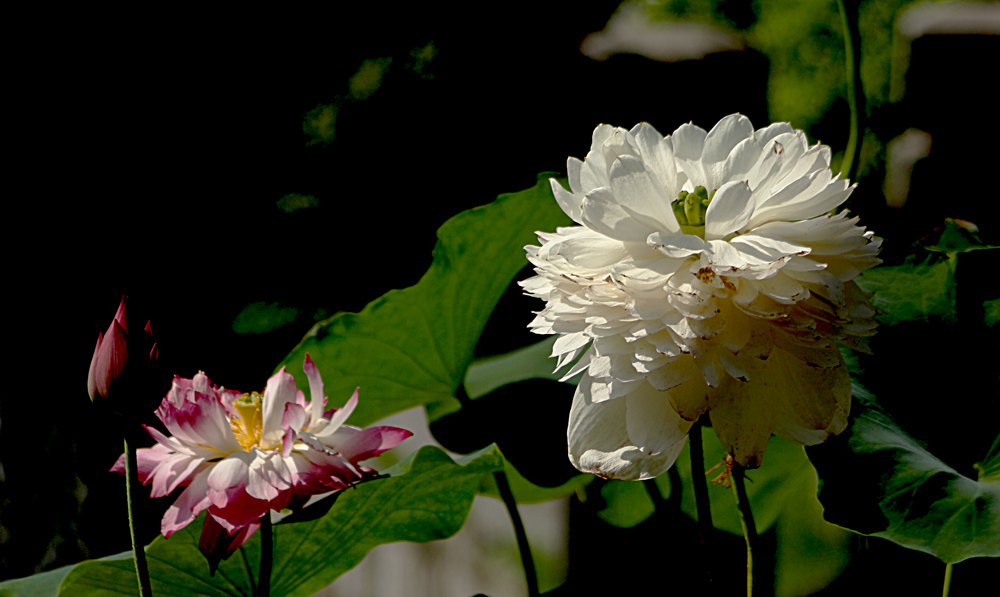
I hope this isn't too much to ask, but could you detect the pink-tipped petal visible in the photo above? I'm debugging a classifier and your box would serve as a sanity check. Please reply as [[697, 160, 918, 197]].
[[91, 318, 128, 399], [304, 353, 326, 424], [335, 426, 413, 462], [282, 402, 306, 433], [86, 332, 103, 401], [316, 389, 359, 437], [161, 471, 213, 536]]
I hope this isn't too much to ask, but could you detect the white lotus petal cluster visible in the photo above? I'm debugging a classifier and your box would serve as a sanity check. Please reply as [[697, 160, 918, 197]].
[[522, 114, 880, 480]]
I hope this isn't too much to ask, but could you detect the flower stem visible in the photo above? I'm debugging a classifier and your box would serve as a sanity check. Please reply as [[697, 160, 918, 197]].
[[689, 420, 719, 592], [837, 0, 865, 183], [689, 420, 714, 532], [123, 435, 153, 596], [731, 464, 758, 597], [258, 514, 273, 597], [494, 470, 538, 597], [942, 562, 953, 597]]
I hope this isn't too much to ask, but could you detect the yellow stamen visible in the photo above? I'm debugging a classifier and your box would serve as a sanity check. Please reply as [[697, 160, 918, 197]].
[[230, 392, 263, 451]]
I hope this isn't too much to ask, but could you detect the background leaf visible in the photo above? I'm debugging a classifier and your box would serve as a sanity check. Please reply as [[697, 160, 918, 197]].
[[808, 400, 1000, 563], [52, 445, 504, 596], [277, 174, 571, 427], [809, 235, 999, 563], [854, 252, 957, 326]]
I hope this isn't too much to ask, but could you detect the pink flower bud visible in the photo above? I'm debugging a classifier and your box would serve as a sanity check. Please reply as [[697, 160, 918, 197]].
[[87, 296, 160, 416]]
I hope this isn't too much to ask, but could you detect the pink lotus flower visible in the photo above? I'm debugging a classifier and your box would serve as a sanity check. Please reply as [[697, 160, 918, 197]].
[[112, 354, 411, 568]]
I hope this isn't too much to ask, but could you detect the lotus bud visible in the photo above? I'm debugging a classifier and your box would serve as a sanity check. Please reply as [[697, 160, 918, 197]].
[[87, 297, 161, 417]]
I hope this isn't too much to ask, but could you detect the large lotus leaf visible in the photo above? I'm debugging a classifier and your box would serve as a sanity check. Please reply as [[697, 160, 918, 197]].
[[45, 445, 503, 597], [595, 427, 814, 536], [278, 174, 571, 427], [808, 399, 1000, 563]]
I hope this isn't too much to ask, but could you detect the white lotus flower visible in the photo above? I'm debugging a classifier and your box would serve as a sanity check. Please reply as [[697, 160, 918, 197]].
[[523, 114, 880, 480]]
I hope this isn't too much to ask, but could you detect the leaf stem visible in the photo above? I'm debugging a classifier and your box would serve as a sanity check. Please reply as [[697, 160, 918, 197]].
[[494, 470, 538, 597], [731, 464, 758, 597], [258, 514, 273, 597], [124, 435, 153, 596], [942, 562, 953, 597], [837, 0, 865, 183]]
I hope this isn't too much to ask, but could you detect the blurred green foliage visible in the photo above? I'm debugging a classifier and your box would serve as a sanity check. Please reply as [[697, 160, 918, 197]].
[[276, 192, 319, 213], [640, 0, 926, 134], [232, 301, 300, 335]]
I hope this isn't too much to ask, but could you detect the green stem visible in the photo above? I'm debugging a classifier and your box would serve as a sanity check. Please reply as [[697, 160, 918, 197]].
[[942, 562, 953, 597], [731, 464, 758, 597], [124, 436, 153, 596], [689, 420, 714, 532], [494, 470, 538, 597], [258, 514, 273, 597], [689, 420, 719, 593], [837, 0, 865, 183]]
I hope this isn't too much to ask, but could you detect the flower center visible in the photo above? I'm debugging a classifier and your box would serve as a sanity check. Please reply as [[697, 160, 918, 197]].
[[671, 186, 716, 237], [230, 392, 264, 451]]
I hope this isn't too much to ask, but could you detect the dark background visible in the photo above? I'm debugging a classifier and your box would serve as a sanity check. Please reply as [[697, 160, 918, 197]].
[[3, 1, 996, 594]]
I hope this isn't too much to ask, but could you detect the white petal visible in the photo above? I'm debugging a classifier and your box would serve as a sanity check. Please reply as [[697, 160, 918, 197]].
[[702, 114, 754, 190], [601, 129, 641, 175], [705, 240, 748, 270], [671, 122, 707, 160], [646, 358, 697, 391], [721, 135, 765, 185], [206, 453, 250, 492], [625, 383, 693, 455], [609, 155, 680, 233], [581, 187, 657, 242], [260, 367, 298, 450], [630, 122, 681, 195], [754, 122, 794, 146], [671, 122, 708, 186], [550, 178, 583, 224], [580, 125, 616, 192], [567, 157, 584, 194], [648, 232, 706, 258], [567, 376, 689, 480], [704, 181, 754, 240]]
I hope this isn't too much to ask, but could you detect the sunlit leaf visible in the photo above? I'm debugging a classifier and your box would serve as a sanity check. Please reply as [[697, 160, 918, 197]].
[[772, 463, 853, 597], [278, 174, 571, 427], [53, 445, 504, 596]]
